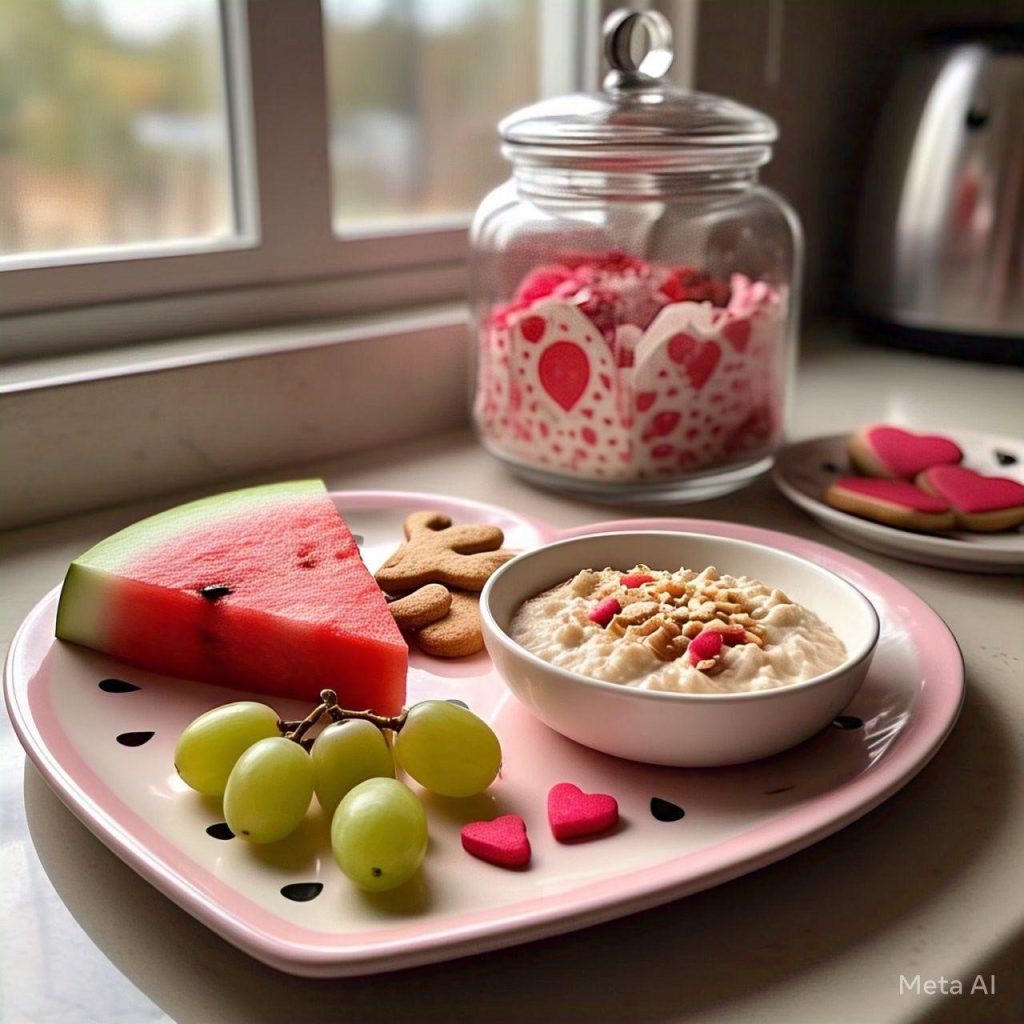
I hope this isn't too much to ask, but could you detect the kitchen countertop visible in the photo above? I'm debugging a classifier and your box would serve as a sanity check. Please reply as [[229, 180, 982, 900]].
[[2, 333, 1022, 1024]]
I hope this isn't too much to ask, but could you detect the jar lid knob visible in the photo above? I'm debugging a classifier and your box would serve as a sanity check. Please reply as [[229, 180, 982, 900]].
[[603, 8, 674, 90]]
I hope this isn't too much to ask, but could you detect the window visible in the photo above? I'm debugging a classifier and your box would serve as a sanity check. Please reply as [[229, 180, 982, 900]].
[[0, 0, 236, 261], [0, 0, 632, 359]]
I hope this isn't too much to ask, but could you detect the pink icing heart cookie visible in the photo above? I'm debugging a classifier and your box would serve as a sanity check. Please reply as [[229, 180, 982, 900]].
[[825, 477, 956, 532], [548, 782, 619, 842], [461, 815, 531, 869], [916, 465, 1024, 532], [848, 425, 962, 479]]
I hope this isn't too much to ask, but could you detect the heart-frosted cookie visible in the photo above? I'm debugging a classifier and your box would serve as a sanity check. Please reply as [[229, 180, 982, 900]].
[[825, 477, 955, 531], [916, 465, 1024, 532], [848, 425, 962, 479]]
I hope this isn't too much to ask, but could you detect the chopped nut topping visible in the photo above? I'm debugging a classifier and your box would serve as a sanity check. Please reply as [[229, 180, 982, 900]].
[[583, 564, 769, 671]]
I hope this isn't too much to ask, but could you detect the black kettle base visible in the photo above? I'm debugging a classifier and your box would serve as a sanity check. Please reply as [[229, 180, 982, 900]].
[[854, 317, 1024, 367]]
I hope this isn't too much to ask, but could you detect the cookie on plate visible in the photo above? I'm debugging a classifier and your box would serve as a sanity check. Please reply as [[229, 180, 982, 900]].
[[916, 465, 1024, 532], [847, 425, 962, 479], [825, 477, 956, 532], [413, 591, 484, 658], [375, 511, 514, 593]]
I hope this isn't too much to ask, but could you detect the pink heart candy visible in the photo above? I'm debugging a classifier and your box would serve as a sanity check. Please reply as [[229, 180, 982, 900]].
[[461, 815, 531, 870], [548, 782, 619, 842], [689, 629, 724, 665]]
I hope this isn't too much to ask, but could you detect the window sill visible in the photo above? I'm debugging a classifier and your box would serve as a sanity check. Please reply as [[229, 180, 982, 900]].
[[0, 303, 470, 530]]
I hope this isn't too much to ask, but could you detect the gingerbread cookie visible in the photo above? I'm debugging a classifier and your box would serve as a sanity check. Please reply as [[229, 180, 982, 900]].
[[825, 477, 956, 532], [375, 511, 514, 593], [847, 425, 962, 479], [413, 591, 484, 658], [387, 584, 452, 629], [916, 465, 1024, 532]]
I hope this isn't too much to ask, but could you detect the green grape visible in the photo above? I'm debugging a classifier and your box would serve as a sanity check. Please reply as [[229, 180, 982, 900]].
[[223, 737, 314, 844], [331, 778, 427, 892], [174, 701, 281, 796], [312, 719, 395, 816], [393, 700, 501, 798]]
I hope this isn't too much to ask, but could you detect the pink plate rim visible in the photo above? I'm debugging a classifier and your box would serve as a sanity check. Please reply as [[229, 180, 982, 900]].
[[3, 496, 965, 977]]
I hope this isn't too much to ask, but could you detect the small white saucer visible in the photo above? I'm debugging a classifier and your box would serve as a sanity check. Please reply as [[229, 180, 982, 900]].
[[773, 431, 1024, 574]]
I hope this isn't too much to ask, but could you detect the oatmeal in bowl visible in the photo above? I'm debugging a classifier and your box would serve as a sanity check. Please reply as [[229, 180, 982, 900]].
[[510, 564, 848, 696], [480, 531, 878, 766]]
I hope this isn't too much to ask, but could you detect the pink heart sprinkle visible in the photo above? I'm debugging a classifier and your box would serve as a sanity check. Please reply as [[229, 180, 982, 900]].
[[461, 815, 531, 869], [588, 596, 621, 626], [547, 783, 619, 842], [620, 572, 655, 588], [689, 629, 724, 664]]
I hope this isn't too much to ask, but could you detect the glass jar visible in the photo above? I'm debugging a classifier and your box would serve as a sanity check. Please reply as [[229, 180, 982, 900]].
[[469, 10, 802, 503]]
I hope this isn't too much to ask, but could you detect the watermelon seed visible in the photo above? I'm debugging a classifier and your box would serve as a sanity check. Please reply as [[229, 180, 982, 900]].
[[99, 678, 140, 693], [116, 731, 154, 747], [200, 584, 233, 601], [206, 822, 234, 840]]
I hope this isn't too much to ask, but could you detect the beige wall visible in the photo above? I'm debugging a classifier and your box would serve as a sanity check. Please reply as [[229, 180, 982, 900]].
[[695, 0, 1021, 317]]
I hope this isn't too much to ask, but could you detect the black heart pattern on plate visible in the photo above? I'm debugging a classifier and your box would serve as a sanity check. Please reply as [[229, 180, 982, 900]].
[[650, 797, 685, 822], [116, 731, 154, 747], [281, 882, 323, 902], [98, 678, 140, 693], [832, 715, 864, 730]]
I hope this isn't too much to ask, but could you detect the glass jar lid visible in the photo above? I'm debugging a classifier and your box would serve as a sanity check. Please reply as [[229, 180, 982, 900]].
[[500, 9, 776, 157]]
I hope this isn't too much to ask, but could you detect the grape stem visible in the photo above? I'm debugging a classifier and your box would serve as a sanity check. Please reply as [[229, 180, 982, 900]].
[[326, 705, 407, 732], [282, 695, 330, 744], [276, 689, 407, 744]]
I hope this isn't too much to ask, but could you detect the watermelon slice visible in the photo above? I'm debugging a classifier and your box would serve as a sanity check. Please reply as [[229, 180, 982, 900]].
[[55, 480, 407, 714]]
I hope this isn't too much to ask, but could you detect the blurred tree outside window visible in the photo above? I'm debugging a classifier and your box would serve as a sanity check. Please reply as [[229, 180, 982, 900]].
[[323, 0, 540, 231], [0, 0, 234, 259]]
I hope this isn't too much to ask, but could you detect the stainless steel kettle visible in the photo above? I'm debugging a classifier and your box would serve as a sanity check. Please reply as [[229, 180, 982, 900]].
[[853, 27, 1024, 360]]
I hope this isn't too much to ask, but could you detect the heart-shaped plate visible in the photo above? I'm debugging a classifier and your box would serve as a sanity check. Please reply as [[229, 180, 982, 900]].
[[3, 492, 963, 976]]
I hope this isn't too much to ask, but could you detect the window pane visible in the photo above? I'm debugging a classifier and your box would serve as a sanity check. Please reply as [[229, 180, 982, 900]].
[[0, 0, 235, 260], [323, 0, 540, 231]]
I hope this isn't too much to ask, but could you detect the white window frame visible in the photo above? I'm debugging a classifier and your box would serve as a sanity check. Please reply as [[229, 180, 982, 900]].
[[2, 0, 693, 361]]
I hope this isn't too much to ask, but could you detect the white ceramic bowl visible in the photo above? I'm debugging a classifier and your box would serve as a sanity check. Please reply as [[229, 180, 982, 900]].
[[480, 531, 880, 767]]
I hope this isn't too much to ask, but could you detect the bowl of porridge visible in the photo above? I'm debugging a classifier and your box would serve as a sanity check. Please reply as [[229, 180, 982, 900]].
[[479, 531, 879, 766]]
